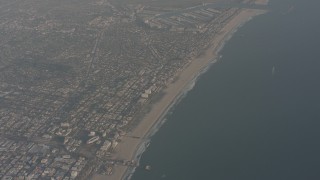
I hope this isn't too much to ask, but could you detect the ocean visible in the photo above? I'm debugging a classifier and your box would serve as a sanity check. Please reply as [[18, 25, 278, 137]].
[[131, 0, 320, 179]]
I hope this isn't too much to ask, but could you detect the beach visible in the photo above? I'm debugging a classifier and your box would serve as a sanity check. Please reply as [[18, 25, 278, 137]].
[[93, 2, 268, 180]]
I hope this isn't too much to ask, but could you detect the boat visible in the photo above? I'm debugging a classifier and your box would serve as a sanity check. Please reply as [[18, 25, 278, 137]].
[[145, 165, 152, 171], [272, 66, 276, 75]]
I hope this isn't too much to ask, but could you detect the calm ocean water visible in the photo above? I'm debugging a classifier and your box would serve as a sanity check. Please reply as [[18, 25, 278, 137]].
[[132, 0, 320, 179]]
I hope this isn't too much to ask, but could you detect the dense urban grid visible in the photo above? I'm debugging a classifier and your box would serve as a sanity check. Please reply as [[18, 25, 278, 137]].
[[0, 0, 265, 179]]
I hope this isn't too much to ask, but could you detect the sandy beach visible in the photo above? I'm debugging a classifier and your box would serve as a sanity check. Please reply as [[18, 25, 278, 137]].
[[93, 2, 268, 180]]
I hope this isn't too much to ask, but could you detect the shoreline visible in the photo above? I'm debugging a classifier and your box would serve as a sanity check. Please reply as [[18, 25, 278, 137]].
[[93, 4, 268, 180]]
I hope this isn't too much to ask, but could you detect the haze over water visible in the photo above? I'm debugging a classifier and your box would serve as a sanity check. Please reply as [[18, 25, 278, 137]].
[[132, 0, 320, 179]]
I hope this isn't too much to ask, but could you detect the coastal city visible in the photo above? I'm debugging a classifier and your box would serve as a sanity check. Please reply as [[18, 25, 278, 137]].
[[0, 0, 268, 179]]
